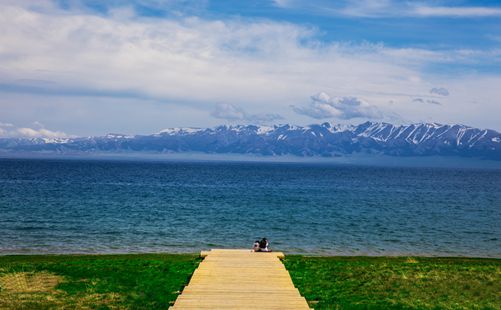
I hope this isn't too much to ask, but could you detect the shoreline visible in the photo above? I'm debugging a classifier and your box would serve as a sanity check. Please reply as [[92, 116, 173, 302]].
[[1, 252, 500, 259], [2, 153, 501, 169]]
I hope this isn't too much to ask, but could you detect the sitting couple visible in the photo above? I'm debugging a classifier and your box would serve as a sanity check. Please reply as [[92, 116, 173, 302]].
[[253, 238, 272, 252]]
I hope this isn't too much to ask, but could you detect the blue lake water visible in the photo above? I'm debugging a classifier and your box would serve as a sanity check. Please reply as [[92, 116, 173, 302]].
[[0, 158, 500, 257]]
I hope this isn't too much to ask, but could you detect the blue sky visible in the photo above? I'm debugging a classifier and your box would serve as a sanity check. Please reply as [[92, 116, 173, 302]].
[[1, 0, 501, 137], [57, 0, 501, 50]]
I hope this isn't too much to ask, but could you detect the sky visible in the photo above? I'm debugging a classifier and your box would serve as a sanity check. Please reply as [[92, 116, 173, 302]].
[[1, 0, 501, 138]]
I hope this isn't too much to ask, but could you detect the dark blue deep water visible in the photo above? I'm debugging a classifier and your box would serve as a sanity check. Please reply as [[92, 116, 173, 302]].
[[0, 158, 500, 257]]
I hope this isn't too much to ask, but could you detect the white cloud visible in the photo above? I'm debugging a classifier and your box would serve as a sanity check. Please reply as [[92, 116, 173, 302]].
[[292, 92, 383, 120], [339, 0, 395, 17], [292, 1, 501, 18], [0, 122, 14, 127], [212, 103, 246, 121], [0, 2, 491, 102], [0, 1, 500, 132], [272, 0, 292, 8], [413, 98, 441, 105], [211, 103, 283, 123], [0, 121, 68, 138], [430, 87, 449, 96], [16, 127, 67, 138], [487, 35, 501, 43], [413, 6, 501, 17]]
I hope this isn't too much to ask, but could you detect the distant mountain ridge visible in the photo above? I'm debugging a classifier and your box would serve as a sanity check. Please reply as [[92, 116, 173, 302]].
[[1, 122, 500, 160]]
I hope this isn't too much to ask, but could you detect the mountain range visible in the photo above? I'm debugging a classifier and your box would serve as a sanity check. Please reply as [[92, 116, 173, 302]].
[[1, 122, 500, 160]]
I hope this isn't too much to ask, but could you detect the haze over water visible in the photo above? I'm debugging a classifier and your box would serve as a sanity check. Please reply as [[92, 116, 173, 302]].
[[1, 158, 500, 257]]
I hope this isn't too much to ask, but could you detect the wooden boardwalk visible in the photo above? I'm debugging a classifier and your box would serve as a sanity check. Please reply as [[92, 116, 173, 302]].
[[170, 249, 310, 309]]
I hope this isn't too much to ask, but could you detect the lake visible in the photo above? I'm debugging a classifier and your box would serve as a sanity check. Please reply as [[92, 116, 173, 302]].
[[0, 158, 500, 257]]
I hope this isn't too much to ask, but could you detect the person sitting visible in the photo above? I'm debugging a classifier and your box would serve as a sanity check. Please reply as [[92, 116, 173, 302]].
[[252, 240, 260, 252], [258, 238, 271, 252]]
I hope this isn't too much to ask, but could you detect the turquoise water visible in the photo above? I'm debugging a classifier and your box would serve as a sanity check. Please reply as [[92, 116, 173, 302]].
[[0, 158, 500, 257]]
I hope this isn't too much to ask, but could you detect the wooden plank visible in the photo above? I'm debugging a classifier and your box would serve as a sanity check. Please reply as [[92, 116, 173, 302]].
[[170, 249, 310, 309]]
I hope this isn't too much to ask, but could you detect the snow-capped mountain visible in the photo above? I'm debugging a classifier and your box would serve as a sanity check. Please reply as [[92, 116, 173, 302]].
[[1, 122, 500, 160]]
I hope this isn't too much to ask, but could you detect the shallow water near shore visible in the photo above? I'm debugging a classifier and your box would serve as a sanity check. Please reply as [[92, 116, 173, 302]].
[[0, 158, 500, 257]]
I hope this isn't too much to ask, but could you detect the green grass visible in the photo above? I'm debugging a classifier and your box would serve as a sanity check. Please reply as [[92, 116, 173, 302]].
[[1, 254, 499, 309], [0, 254, 200, 309], [283, 256, 501, 310]]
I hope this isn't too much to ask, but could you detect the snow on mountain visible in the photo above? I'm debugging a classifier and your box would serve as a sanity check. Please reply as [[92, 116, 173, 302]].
[[42, 137, 71, 144], [104, 133, 135, 139], [257, 125, 274, 135], [1, 122, 500, 160], [157, 127, 203, 135]]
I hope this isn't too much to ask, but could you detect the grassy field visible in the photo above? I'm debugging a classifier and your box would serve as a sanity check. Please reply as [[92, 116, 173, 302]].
[[284, 256, 501, 309], [0, 254, 200, 309], [0, 254, 499, 309]]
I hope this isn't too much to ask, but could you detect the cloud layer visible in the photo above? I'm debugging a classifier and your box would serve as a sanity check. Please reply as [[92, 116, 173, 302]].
[[430, 87, 450, 96], [280, 0, 501, 18], [0, 1, 500, 133], [211, 103, 283, 123], [292, 92, 383, 120], [0, 121, 69, 139], [412, 98, 441, 105]]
